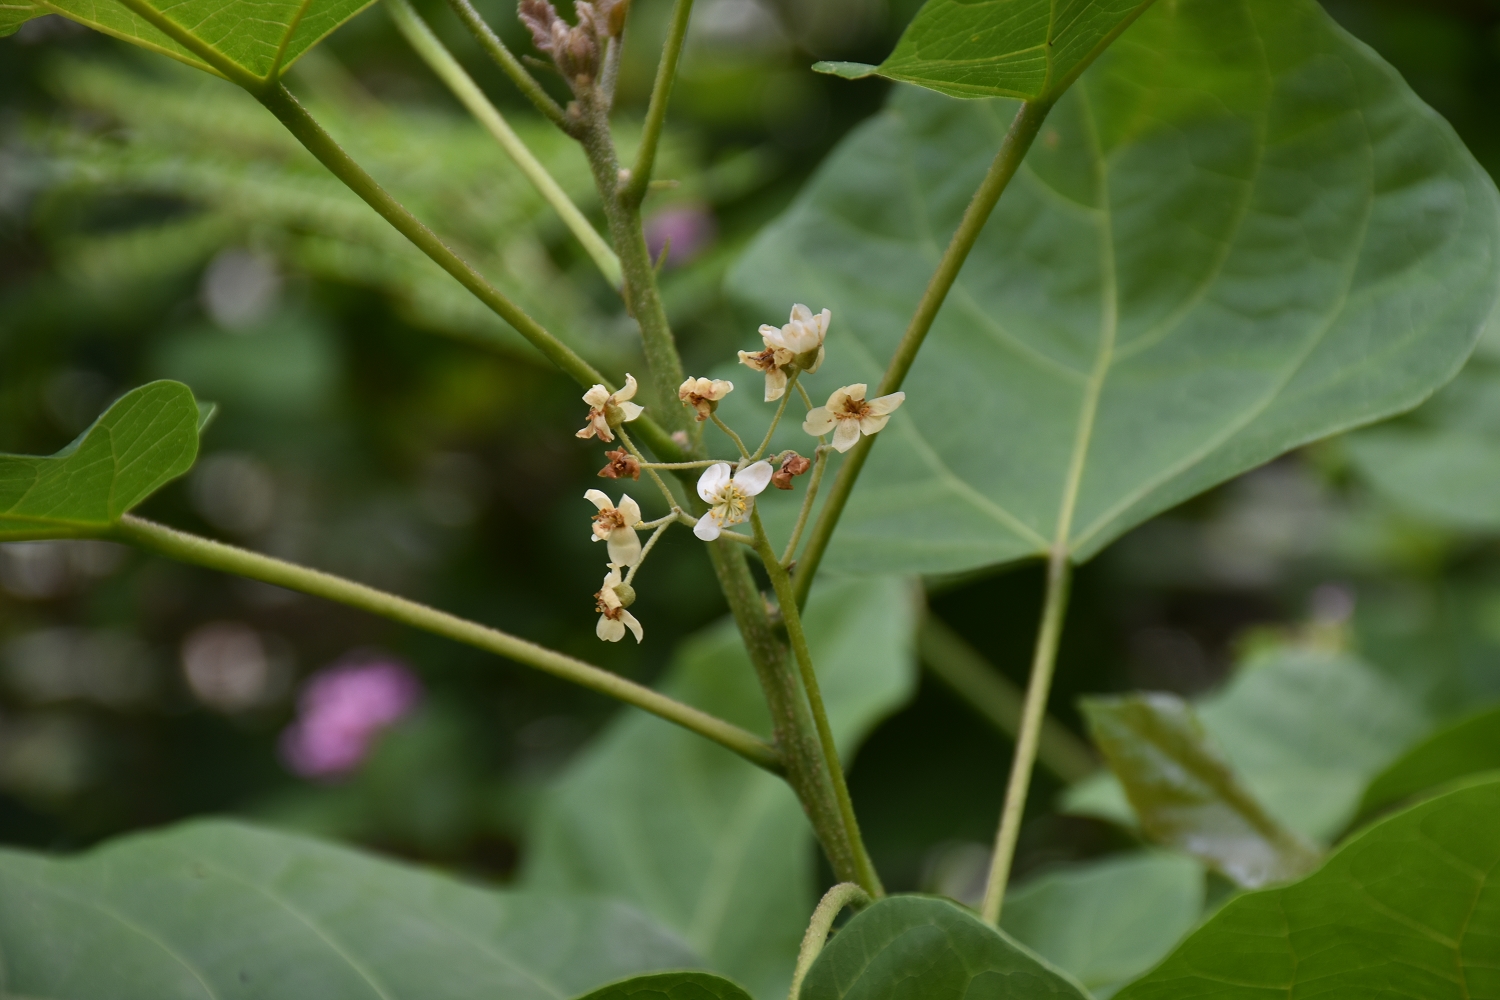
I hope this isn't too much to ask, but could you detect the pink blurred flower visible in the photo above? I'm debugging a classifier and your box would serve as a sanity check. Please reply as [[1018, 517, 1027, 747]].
[[279, 657, 421, 780], [645, 205, 716, 268]]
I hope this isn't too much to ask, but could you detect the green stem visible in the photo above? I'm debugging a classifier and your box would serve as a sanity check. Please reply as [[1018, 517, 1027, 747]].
[[703, 538, 864, 886], [790, 99, 1052, 608], [752, 509, 883, 897], [751, 375, 796, 461], [781, 446, 827, 567], [114, 515, 781, 772], [622, 0, 694, 207], [979, 549, 1071, 925], [919, 615, 1096, 784], [787, 882, 872, 1000], [440, 0, 572, 131], [389, 0, 622, 287]]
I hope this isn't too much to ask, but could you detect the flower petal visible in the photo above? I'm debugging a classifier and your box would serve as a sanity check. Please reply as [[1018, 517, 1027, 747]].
[[803, 343, 825, 374], [832, 419, 863, 453], [765, 369, 787, 402], [607, 528, 642, 567], [693, 515, 721, 541], [618, 495, 642, 525], [858, 413, 891, 435], [738, 349, 765, 372], [622, 610, 644, 643], [583, 385, 610, 407], [712, 379, 733, 399], [814, 308, 831, 336], [736, 461, 774, 496], [584, 489, 613, 510], [697, 462, 732, 503], [597, 615, 624, 642], [866, 391, 906, 417], [803, 407, 837, 436], [616, 401, 645, 422], [613, 374, 639, 402]]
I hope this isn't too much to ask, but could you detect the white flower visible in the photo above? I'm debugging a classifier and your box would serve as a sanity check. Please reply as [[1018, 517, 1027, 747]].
[[576, 374, 645, 443], [678, 376, 734, 421], [692, 461, 774, 540], [803, 384, 906, 453], [738, 304, 831, 401], [595, 564, 643, 643], [584, 489, 643, 566]]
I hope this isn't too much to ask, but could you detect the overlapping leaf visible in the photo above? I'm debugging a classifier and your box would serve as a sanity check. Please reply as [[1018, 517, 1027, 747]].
[[732, 0, 1500, 577], [800, 895, 1089, 1000], [0, 380, 200, 540], [0, 819, 700, 999], [1359, 703, 1500, 817], [1114, 778, 1500, 1000], [574, 972, 754, 1000], [524, 579, 918, 1000]]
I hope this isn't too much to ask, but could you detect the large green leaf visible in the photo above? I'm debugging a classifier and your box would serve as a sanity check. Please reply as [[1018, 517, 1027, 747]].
[[37, 0, 374, 80], [1345, 362, 1500, 531], [0, 380, 200, 540], [1081, 693, 1322, 887], [1114, 777, 1500, 1000], [524, 579, 918, 1000], [730, 0, 1500, 577], [574, 972, 754, 1000], [0, 819, 700, 999], [800, 895, 1089, 1000], [0, 1, 44, 36], [1359, 704, 1500, 818], [852, 0, 1157, 101], [1001, 851, 1203, 998]]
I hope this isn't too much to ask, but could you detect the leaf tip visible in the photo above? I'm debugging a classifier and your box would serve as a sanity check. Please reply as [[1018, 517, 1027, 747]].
[[812, 61, 879, 80]]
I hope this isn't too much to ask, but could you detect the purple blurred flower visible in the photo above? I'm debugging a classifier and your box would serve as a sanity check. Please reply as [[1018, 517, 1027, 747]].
[[645, 205, 717, 269], [279, 657, 421, 780]]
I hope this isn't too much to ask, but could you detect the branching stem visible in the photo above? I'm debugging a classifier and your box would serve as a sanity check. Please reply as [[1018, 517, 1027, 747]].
[[440, 0, 572, 130]]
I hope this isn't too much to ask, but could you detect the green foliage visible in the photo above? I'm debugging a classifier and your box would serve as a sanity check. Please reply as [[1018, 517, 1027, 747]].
[[731, 0, 1500, 577], [1001, 851, 1203, 998], [1359, 704, 1500, 817], [37, 0, 373, 80], [1115, 777, 1500, 1000], [525, 579, 918, 1000], [1081, 693, 1322, 888], [0, 1, 43, 36], [573, 972, 754, 1000], [0, 819, 701, 999], [799, 895, 1089, 1000], [870, 0, 1157, 101], [0, 380, 199, 540]]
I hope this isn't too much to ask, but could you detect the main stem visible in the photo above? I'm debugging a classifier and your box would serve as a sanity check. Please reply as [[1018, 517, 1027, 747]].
[[752, 511, 882, 896], [790, 99, 1052, 608], [979, 549, 1072, 925]]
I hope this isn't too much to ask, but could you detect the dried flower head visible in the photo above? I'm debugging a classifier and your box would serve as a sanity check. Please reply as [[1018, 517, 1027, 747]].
[[584, 489, 643, 565], [693, 461, 773, 540], [597, 448, 641, 480], [678, 376, 734, 421], [771, 451, 812, 490], [595, 564, 643, 643], [576, 374, 644, 443], [803, 384, 905, 453]]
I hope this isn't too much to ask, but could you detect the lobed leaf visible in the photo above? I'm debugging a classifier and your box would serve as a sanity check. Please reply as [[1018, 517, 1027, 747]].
[[573, 972, 754, 1000], [1359, 703, 1500, 818], [0, 819, 700, 999], [799, 894, 1090, 1000], [1081, 693, 1322, 887], [1114, 777, 1500, 1000], [731, 0, 1500, 577], [524, 579, 919, 1000], [0, 380, 200, 540], [869, 0, 1157, 101]]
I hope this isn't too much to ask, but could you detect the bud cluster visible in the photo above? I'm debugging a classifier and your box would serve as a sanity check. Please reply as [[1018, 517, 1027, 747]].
[[519, 0, 628, 91]]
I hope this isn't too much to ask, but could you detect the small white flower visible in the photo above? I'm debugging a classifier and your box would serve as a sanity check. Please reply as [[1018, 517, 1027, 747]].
[[584, 489, 643, 566], [678, 376, 734, 421], [737, 343, 794, 402], [738, 305, 831, 401], [595, 564, 643, 643], [803, 384, 905, 453], [576, 374, 645, 443], [692, 461, 774, 540]]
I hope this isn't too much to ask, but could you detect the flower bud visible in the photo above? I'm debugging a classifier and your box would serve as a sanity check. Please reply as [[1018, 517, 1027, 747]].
[[611, 581, 636, 607]]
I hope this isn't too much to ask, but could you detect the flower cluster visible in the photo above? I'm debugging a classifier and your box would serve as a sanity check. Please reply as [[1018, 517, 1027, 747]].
[[570, 303, 907, 643], [519, 0, 627, 90]]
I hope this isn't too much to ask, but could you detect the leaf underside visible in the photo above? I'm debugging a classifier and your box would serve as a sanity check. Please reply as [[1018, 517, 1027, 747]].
[[729, 0, 1500, 578], [0, 1, 45, 35], [1115, 778, 1500, 1000], [0, 380, 200, 539]]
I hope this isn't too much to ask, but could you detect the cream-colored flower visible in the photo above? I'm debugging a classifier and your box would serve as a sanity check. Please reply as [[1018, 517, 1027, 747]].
[[678, 377, 734, 421], [803, 384, 905, 453], [595, 564, 643, 643], [738, 304, 831, 401], [576, 374, 645, 443], [692, 461, 774, 540], [584, 489, 643, 566], [737, 343, 794, 402]]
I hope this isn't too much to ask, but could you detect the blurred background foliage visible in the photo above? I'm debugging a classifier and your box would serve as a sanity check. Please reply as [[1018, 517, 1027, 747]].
[[1, 0, 1499, 899]]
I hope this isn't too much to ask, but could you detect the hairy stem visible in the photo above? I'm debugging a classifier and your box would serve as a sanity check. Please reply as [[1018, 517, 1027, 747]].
[[979, 549, 1072, 925], [710, 412, 751, 458], [782, 446, 828, 566], [751, 376, 796, 461], [790, 99, 1052, 608], [788, 882, 872, 1000], [752, 510, 882, 897], [704, 538, 864, 885], [621, 0, 694, 207], [919, 616, 1096, 783], [115, 515, 781, 771], [389, 0, 622, 286], [441, 0, 572, 130]]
